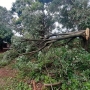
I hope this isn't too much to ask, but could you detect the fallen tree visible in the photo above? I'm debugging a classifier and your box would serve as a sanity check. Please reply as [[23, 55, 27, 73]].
[[9, 28, 90, 90], [19, 28, 90, 56]]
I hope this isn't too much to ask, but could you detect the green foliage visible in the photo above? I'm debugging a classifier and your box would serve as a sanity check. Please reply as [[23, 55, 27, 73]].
[[3, 50, 18, 61], [12, 0, 90, 37], [84, 81, 90, 90], [11, 36, 36, 54], [0, 50, 18, 67], [11, 36, 27, 53], [0, 6, 13, 43], [10, 81, 32, 90], [38, 0, 53, 3], [15, 44, 90, 89], [50, 0, 90, 30], [0, 53, 7, 67], [5, 0, 90, 89], [12, 0, 55, 38], [5, 78, 32, 90]]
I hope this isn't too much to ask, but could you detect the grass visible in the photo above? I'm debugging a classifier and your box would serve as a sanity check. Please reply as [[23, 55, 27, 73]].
[[0, 77, 32, 90]]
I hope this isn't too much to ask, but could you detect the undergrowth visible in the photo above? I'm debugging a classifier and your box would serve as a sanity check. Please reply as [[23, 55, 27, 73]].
[[14, 46, 90, 90], [1, 38, 90, 89], [0, 77, 32, 90], [0, 50, 18, 67]]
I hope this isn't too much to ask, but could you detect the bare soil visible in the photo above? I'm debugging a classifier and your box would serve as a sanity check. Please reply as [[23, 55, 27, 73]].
[[0, 66, 17, 78]]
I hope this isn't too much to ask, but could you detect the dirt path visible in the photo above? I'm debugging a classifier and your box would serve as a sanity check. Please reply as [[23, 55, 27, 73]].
[[0, 66, 17, 78], [0, 64, 18, 90]]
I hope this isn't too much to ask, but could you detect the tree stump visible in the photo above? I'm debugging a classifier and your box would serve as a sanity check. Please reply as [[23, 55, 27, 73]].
[[82, 28, 90, 52]]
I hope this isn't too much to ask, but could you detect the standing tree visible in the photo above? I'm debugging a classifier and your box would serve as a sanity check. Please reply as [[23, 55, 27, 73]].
[[49, 0, 90, 31], [0, 6, 13, 51], [11, 0, 55, 38], [48, 0, 90, 51]]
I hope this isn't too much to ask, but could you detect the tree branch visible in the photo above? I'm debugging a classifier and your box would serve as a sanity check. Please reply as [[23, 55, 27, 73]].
[[18, 30, 86, 56]]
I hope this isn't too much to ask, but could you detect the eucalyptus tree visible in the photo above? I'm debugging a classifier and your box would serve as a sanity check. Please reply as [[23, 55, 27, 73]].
[[12, 0, 55, 38]]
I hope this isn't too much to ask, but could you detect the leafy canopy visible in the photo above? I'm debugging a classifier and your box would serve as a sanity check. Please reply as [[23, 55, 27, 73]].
[[11, 0, 55, 38], [0, 6, 13, 42], [49, 0, 90, 30]]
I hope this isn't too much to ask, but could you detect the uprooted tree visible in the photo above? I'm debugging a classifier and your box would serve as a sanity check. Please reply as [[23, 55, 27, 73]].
[[17, 28, 90, 56]]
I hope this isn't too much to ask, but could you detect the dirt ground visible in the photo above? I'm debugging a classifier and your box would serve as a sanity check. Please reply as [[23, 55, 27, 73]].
[[0, 65, 18, 90]]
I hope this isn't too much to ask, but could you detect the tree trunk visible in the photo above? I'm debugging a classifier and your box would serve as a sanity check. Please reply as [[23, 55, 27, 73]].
[[0, 38, 3, 51]]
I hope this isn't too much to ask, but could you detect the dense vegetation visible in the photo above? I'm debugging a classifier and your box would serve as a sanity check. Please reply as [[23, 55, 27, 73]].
[[0, 6, 13, 51], [0, 0, 90, 90]]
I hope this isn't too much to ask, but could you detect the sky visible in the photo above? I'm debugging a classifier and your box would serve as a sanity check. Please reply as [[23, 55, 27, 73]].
[[0, 0, 16, 10]]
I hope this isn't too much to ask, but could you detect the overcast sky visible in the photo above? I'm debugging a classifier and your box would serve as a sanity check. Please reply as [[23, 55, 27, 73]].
[[0, 0, 16, 10]]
